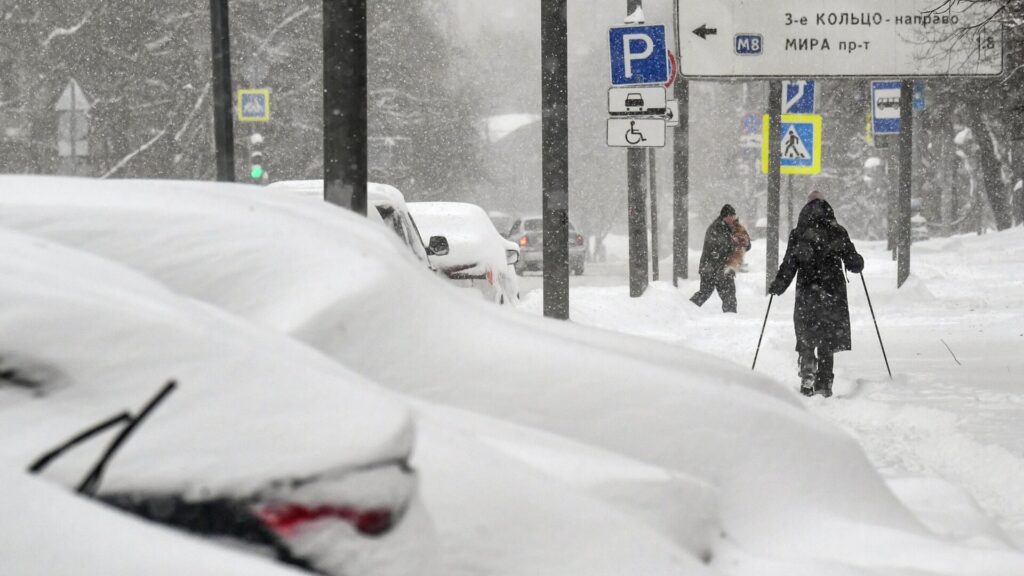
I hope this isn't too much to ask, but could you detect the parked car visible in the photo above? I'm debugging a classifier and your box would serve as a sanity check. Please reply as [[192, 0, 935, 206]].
[[408, 202, 520, 305], [507, 216, 586, 275], [0, 225, 425, 576], [269, 180, 447, 270]]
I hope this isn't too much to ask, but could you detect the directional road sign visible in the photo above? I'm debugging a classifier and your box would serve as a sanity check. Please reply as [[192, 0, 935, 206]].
[[607, 118, 666, 148], [237, 89, 271, 122], [871, 80, 901, 135], [609, 25, 669, 86], [677, 0, 1002, 78], [608, 86, 666, 116], [761, 114, 822, 175], [782, 80, 816, 114]]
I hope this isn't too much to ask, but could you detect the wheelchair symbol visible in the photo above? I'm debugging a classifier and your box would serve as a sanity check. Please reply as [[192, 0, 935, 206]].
[[625, 121, 647, 145]]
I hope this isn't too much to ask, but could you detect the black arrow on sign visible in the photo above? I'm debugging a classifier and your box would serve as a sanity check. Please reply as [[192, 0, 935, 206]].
[[692, 24, 718, 40]]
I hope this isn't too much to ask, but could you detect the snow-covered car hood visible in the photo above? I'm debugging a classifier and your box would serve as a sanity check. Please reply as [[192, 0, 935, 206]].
[[0, 223, 413, 498]]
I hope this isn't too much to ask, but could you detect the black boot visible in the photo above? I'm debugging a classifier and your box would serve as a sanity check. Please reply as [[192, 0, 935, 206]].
[[814, 349, 835, 398], [814, 375, 833, 398], [798, 350, 816, 396]]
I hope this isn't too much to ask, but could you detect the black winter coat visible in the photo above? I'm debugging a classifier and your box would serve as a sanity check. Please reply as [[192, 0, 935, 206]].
[[698, 218, 734, 278], [770, 200, 864, 352]]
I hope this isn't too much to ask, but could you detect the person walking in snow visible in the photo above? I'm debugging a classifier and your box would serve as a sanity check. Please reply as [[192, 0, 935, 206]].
[[768, 191, 864, 397], [691, 204, 741, 313]]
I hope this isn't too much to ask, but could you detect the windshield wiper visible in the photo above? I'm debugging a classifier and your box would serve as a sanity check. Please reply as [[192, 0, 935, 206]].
[[28, 380, 177, 498], [29, 411, 132, 474], [78, 381, 177, 496]]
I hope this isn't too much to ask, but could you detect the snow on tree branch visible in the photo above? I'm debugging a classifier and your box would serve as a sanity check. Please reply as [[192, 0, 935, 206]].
[[42, 9, 95, 49]]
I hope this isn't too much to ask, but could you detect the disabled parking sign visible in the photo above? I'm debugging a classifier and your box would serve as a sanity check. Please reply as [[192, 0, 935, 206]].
[[237, 89, 271, 123], [761, 114, 821, 175]]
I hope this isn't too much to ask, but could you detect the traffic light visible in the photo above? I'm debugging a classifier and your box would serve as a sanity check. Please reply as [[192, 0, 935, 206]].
[[250, 151, 264, 180], [249, 133, 266, 182]]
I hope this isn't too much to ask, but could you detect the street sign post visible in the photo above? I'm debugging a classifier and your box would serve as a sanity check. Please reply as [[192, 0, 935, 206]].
[[608, 118, 667, 148], [677, 0, 1003, 78], [872, 80, 902, 135], [609, 25, 669, 85], [761, 114, 822, 175], [782, 80, 816, 114], [237, 89, 271, 122]]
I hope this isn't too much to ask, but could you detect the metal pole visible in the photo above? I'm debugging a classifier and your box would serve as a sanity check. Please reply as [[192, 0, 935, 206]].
[[786, 173, 794, 232], [70, 81, 78, 175], [628, 147, 649, 297], [673, 80, 690, 284], [752, 295, 774, 371], [209, 0, 235, 182], [626, 0, 648, 298], [861, 275, 893, 379], [897, 79, 913, 287], [766, 80, 782, 293], [886, 138, 898, 258], [323, 0, 367, 215], [541, 0, 570, 319], [649, 147, 659, 281]]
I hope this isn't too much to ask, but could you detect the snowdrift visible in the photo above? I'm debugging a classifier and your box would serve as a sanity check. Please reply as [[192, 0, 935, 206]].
[[0, 220, 701, 575], [1, 176, 1020, 574]]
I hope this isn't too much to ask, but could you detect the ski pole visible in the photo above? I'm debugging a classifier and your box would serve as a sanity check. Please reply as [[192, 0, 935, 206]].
[[860, 274, 893, 380], [752, 295, 774, 371]]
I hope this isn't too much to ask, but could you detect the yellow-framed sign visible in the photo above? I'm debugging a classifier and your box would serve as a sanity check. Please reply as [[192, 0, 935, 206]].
[[237, 89, 271, 123], [761, 113, 822, 175]]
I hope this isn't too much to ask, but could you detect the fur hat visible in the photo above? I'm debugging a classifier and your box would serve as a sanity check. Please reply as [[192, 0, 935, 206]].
[[719, 204, 736, 218]]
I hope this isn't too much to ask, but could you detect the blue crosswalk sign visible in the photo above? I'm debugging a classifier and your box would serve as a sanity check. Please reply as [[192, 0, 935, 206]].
[[762, 114, 822, 175], [609, 25, 668, 86]]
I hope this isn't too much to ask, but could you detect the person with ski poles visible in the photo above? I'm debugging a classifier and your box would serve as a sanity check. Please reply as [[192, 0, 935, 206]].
[[768, 191, 864, 397], [691, 204, 743, 313]]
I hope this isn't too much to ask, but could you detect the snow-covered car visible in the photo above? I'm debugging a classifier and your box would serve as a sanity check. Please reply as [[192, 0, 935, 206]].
[[507, 215, 586, 275], [1, 469, 309, 576], [408, 201, 520, 305], [269, 180, 446, 270], [0, 225, 424, 576]]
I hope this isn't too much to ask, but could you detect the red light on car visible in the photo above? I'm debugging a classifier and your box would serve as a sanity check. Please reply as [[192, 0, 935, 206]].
[[486, 270, 494, 285], [256, 504, 394, 538], [518, 236, 528, 247]]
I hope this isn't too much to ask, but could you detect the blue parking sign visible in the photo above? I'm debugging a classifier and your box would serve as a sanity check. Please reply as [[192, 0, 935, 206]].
[[609, 25, 668, 86]]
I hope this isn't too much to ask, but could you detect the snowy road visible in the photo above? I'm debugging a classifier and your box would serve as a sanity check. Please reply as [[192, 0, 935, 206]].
[[521, 229, 1024, 547]]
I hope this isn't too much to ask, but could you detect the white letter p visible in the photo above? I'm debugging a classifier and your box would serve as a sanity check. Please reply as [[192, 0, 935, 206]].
[[622, 34, 654, 79]]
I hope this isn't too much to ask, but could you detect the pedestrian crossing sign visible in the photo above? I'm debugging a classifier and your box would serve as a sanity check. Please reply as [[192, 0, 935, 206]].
[[761, 114, 821, 175], [237, 89, 271, 122]]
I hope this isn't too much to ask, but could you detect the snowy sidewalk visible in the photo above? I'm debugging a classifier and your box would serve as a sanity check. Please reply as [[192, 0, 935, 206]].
[[521, 228, 1024, 548]]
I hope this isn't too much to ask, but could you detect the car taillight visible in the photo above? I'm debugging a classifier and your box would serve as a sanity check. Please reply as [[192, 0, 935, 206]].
[[256, 504, 394, 538], [486, 269, 494, 285], [518, 236, 528, 247]]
